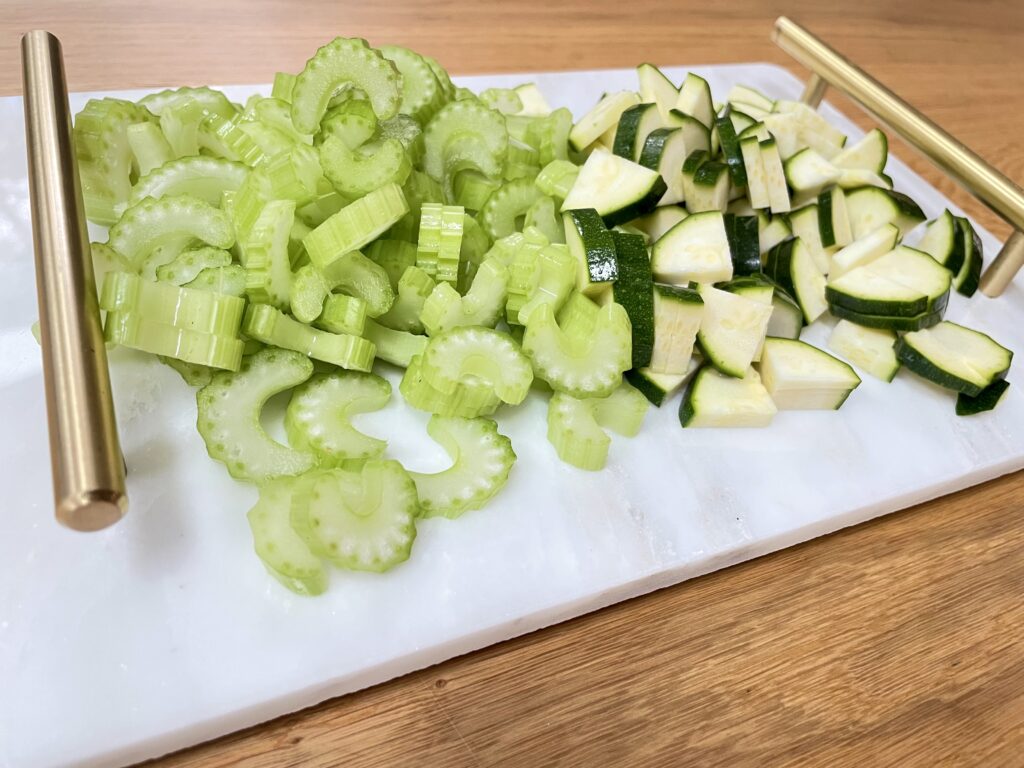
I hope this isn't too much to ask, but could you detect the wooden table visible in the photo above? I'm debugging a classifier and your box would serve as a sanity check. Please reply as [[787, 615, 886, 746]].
[[4, 1, 1024, 765]]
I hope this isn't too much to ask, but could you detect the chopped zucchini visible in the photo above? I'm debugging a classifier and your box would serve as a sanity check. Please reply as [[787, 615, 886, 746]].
[[679, 366, 777, 427], [827, 319, 900, 382], [651, 210, 732, 285], [758, 337, 861, 410]]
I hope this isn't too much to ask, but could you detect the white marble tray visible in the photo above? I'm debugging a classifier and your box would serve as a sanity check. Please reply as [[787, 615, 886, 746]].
[[2, 63, 1023, 768]]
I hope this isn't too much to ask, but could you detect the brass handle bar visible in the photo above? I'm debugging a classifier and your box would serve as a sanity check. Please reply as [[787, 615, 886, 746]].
[[771, 16, 1024, 297], [21, 30, 127, 531]]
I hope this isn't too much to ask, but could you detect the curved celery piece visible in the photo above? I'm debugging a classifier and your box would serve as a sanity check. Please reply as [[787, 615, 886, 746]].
[[508, 243, 575, 326], [290, 263, 339, 323], [105, 310, 243, 370], [200, 114, 266, 167], [74, 98, 155, 222], [130, 156, 249, 208], [186, 265, 248, 297], [243, 199, 295, 308], [421, 53, 455, 104], [289, 217, 312, 266], [157, 100, 210, 158], [290, 37, 401, 134], [504, 138, 541, 181], [247, 478, 327, 596], [365, 239, 417, 288], [126, 122, 173, 177], [197, 348, 317, 481], [303, 461, 418, 572], [480, 178, 543, 240], [480, 88, 524, 116], [100, 270, 245, 336], [236, 120, 294, 159], [535, 159, 580, 203], [379, 114, 424, 167], [261, 144, 325, 206], [420, 326, 533, 405], [139, 86, 237, 119], [523, 296, 632, 398], [319, 98, 377, 149], [379, 45, 444, 124], [248, 97, 314, 145], [272, 72, 297, 103], [156, 246, 232, 286], [387, 170, 445, 242], [590, 380, 649, 437], [524, 196, 564, 244], [547, 393, 610, 471], [453, 170, 500, 213], [296, 190, 349, 229], [243, 304, 376, 371], [304, 183, 409, 278], [285, 372, 391, 467], [410, 416, 516, 519], [315, 294, 367, 336], [108, 194, 235, 277], [329, 251, 396, 317], [420, 258, 508, 335], [375, 265, 435, 334], [416, 202, 465, 283], [91, 242, 129, 289], [423, 101, 508, 196], [159, 355, 214, 387], [457, 214, 492, 293], [362, 318, 428, 368], [525, 107, 573, 165], [400, 354, 501, 418], [318, 134, 411, 198]]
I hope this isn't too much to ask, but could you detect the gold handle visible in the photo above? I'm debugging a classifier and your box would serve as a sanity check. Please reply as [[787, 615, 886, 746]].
[[22, 30, 127, 531], [771, 16, 1024, 297]]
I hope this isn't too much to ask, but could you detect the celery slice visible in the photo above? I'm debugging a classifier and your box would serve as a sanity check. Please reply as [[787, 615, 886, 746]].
[[591, 380, 650, 437], [421, 53, 455, 104], [387, 170, 445, 242], [303, 461, 418, 572], [365, 239, 417, 287], [420, 326, 533, 405], [200, 114, 266, 166], [380, 114, 425, 166], [523, 296, 632, 397], [416, 202, 465, 283], [285, 372, 391, 467], [155, 246, 232, 286], [319, 98, 377, 150], [243, 304, 376, 371], [108, 194, 235, 277], [247, 97, 314, 146], [139, 86, 237, 119], [480, 178, 543, 240], [296, 191, 349, 229], [105, 310, 243, 370], [508, 243, 575, 326], [159, 356, 214, 387], [423, 101, 508, 196], [247, 478, 327, 596], [400, 355, 501, 418], [318, 134, 411, 198], [379, 45, 444, 123], [130, 156, 249, 208], [453, 171, 500, 213], [100, 271, 245, 336], [126, 122, 173, 177], [457, 214, 492, 293], [410, 416, 516, 519], [260, 144, 325, 205], [289, 263, 339, 323], [375, 265, 435, 334], [420, 258, 508, 335], [535, 159, 580, 202], [328, 251, 396, 317], [524, 196, 565, 244], [236, 120, 293, 159], [362, 319, 428, 368], [186, 265, 247, 297], [272, 72, 297, 102], [547, 393, 610, 471], [303, 183, 408, 277], [315, 294, 367, 336], [525, 107, 573, 165], [481, 88, 524, 115], [197, 348, 317, 481], [243, 199, 295, 309], [291, 37, 402, 133]]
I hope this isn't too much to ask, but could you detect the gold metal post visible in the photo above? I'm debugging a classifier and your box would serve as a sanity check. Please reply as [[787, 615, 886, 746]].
[[22, 30, 127, 531], [800, 73, 828, 108], [772, 16, 1024, 297]]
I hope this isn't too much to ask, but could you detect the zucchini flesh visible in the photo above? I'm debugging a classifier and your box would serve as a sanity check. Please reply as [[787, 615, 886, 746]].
[[724, 213, 761, 277], [650, 285, 703, 375], [631, 206, 688, 242], [917, 210, 965, 276], [626, 357, 700, 407], [896, 321, 1012, 396], [651, 210, 732, 285], [569, 91, 641, 152], [561, 149, 666, 227], [764, 237, 828, 324], [829, 223, 900, 280], [758, 338, 861, 410], [563, 208, 618, 297], [679, 366, 777, 428], [953, 216, 983, 298], [833, 128, 888, 173], [696, 284, 773, 378], [827, 319, 900, 382]]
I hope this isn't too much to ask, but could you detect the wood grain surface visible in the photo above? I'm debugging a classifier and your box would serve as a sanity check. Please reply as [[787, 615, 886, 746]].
[[3, 1, 1024, 765]]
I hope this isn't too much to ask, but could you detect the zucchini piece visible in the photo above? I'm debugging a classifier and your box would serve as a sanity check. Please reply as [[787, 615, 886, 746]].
[[638, 127, 687, 205], [917, 210, 965, 276], [784, 148, 841, 196], [715, 109, 747, 187], [613, 103, 663, 162], [636, 63, 679, 120], [826, 268, 928, 318], [817, 186, 852, 249], [688, 160, 730, 213], [956, 380, 1010, 416], [696, 284, 773, 378], [665, 109, 712, 154], [758, 213, 793, 255], [867, 245, 952, 308], [569, 91, 641, 153], [674, 73, 714, 129], [626, 356, 700, 406], [681, 149, 709, 207], [845, 187, 926, 239], [764, 237, 828, 324], [760, 138, 791, 214], [247, 478, 327, 596], [651, 210, 732, 285], [828, 302, 944, 332], [766, 284, 804, 339], [759, 337, 861, 410], [410, 415, 516, 518], [728, 84, 775, 114], [197, 348, 317, 482], [786, 204, 830, 274], [740, 136, 770, 209], [563, 208, 618, 298], [649, 284, 703, 375], [561, 148, 666, 226], [833, 128, 888, 174], [953, 216, 983, 298], [724, 213, 761, 277], [611, 231, 655, 369], [679, 366, 777, 428], [896, 321, 1012, 396], [827, 319, 900, 382], [631, 205, 688, 241], [829, 223, 900, 279]]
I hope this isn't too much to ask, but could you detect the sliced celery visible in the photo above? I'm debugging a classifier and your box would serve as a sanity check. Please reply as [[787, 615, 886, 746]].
[[200, 114, 266, 166], [480, 88, 524, 115], [303, 461, 418, 572], [247, 478, 327, 596], [315, 294, 368, 336], [272, 72, 297, 102], [130, 156, 249, 208], [236, 120, 294, 159], [547, 393, 610, 471], [319, 98, 377, 150], [525, 107, 573, 165], [328, 251, 396, 317], [139, 86, 237, 119], [104, 311, 244, 370], [416, 202, 465, 283], [126, 122, 173, 177], [260, 144, 325, 206], [420, 258, 508, 335], [296, 190, 349, 228], [457, 214, 492, 293], [101, 271, 245, 336], [318, 134, 411, 198], [197, 348, 317, 481], [186, 265, 248, 297], [243, 304, 376, 371], [362, 318, 428, 368], [155, 246, 232, 286], [423, 101, 508, 196], [380, 45, 444, 123], [365, 239, 417, 288], [248, 97, 314, 145], [480, 178, 543, 240], [535, 159, 580, 202], [375, 265, 435, 334], [291, 37, 402, 133], [420, 326, 534, 405], [387, 170, 445, 242], [159, 355, 214, 387], [243, 199, 295, 309], [400, 354, 501, 418], [290, 263, 339, 323], [508, 243, 575, 326], [453, 170, 500, 213], [421, 53, 455, 104], [304, 183, 409, 278], [285, 371, 391, 467], [591, 380, 650, 437], [410, 416, 516, 518]]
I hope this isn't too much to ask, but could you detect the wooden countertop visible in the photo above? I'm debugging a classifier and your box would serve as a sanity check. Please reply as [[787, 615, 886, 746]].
[[3, 1, 1023, 765]]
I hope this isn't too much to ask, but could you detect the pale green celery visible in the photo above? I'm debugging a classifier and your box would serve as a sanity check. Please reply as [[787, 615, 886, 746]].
[[199, 114, 266, 166], [400, 354, 501, 418], [456, 214, 492, 294], [236, 120, 295, 158], [524, 196, 565, 244], [302, 461, 418, 572], [130, 155, 249, 207], [547, 393, 610, 471], [261, 144, 325, 206], [249, 97, 314, 145], [590, 380, 649, 437], [126, 122, 173, 177], [104, 310, 243, 369], [416, 202, 465, 283], [296, 191, 349, 228], [421, 53, 455, 103], [525, 107, 573, 165], [379, 114, 425, 166], [420, 258, 508, 335], [423, 101, 508, 198], [379, 45, 445, 123], [362, 318, 428, 368], [243, 199, 295, 309], [272, 72, 297, 102], [101, 270, 244, 336], [315, 294, 368, 336], [375, 265, 435, 334], [479, 178, 543, 240], [327, 251, 395, 317], [420, 326, 533, 405], [319, 98, 377, 149], [197, 348, 317, 481], [155, 246, 232, 286], [365, 239, 417, 288], [386, 170, 445, 243], [159, 355, 215, 387], [247, 477, 327, 596], [139, 86, 238, 119], [480, 88, 524, 115], [410, 416, 516, 518], [186, 265, 248, 297], [318, 134, 411, 198], [290, 37, 401, 133], [503, 138, 541, 180], [534, 159, 580, 202], [289, 218, 312, 267], [285, 371, 391, 467], [453, 170, 500, 212], [508, 243, 575, 326], [243, 304, 376, 372]]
